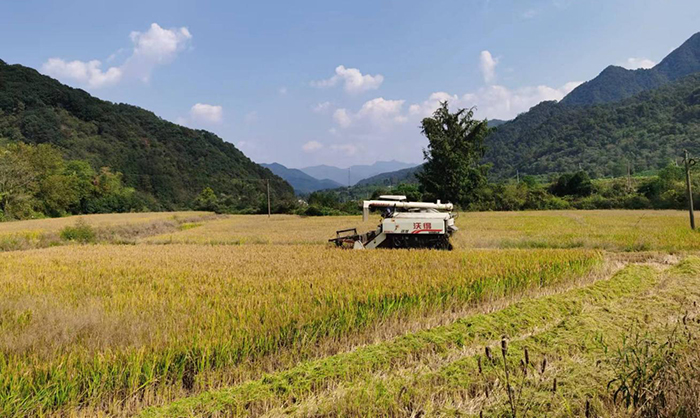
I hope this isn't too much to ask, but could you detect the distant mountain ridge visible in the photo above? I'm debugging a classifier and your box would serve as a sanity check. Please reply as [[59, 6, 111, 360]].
[[356, 165, 422, 187], [261, 163, 343, 194], [299, 160, 418, 186], [562, 32, 700, 106]]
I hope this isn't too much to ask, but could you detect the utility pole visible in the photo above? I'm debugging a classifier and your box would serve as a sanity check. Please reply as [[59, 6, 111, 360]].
[[266, 179, 271, 218], [684, 150, 696, 229], [516, 169, 520, 184], [626, 161, 632, 193]]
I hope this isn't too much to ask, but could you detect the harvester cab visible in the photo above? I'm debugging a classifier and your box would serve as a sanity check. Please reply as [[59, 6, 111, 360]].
[[329, 195, 458, 250]]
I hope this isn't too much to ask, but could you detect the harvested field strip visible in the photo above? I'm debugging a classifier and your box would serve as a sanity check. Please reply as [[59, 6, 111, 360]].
[[141, 215, 378, 246], [0, 212, 215, 251], [143, 258, 700, 417], [0, 246, 598, 416]]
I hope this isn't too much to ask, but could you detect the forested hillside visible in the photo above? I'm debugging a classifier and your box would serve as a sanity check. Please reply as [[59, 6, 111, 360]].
[[356, 165, 422, 187], [484, 73, 700, 179], [0, 59, 294, 214]]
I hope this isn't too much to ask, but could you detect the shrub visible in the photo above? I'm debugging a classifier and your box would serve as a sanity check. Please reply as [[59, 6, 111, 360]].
[[60, 220, 96, 243]]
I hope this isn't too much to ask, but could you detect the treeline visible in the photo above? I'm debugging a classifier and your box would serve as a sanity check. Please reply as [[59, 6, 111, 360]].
[[476, 165, 700, 211], [0, 141, 153, 220], [303, 164, 700, 215], [192, 186, 298, 215]]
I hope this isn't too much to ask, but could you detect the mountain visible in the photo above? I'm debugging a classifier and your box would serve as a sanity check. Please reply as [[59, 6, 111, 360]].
[[483, 72, 700, 178], [355, 165, 422, 187], [488, 119, 508, 128], [562, 32, 700, 106], [0, 60, 294, 209], [261, 163, 343, 194], [300, 160, 418, 186], [481, 32, 700, 179]]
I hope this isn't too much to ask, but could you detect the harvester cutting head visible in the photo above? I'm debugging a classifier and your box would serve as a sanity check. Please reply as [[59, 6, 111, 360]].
[[329, 195, 458, 250]]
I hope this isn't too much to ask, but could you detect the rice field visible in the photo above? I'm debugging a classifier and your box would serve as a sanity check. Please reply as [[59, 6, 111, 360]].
[[143, 210, 700, 251], [0, 210, 698, 416], [0, 211, 208, 237]]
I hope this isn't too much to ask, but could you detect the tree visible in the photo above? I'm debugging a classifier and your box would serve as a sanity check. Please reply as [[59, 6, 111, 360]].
[[416, 102, 492, 207], [0, 142, 38, 218], [194, 187, 219, 212], [550, 171, 593, 197]]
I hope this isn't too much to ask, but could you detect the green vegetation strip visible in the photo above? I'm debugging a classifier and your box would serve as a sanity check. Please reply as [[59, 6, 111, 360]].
[[289, 263, 694, 417], [141, 257, 681, 417]]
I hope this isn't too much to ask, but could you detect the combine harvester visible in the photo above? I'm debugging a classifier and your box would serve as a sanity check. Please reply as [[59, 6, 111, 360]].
[[329, 195, 457, 250]]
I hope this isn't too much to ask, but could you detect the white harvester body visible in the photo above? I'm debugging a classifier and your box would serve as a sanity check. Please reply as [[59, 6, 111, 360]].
[[330, 195, 458, 250]]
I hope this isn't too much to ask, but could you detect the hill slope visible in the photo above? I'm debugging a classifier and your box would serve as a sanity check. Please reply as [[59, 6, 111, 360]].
[[300, 161, 417, 186], [562, 32, 700, 106], [0, 60, 294, 209], [484, 73, 700, 178], [261, 163, 342, 194], [355, 165, 422, 186]]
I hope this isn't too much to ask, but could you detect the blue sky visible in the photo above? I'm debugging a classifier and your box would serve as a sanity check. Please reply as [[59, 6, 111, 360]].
[[2, 0, 699, 168]]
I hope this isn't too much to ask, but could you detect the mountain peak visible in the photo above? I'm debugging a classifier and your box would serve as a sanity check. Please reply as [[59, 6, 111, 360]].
[[561, 33, 700, 106], [654, 32, 700, 80]]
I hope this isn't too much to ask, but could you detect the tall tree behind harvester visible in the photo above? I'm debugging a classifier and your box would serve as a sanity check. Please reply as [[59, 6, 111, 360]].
[[417, 102, 492, 208]]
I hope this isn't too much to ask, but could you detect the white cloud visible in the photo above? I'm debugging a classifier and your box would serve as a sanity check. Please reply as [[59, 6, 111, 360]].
[[312, 101, 332, 113], [311, 65, 384, 94], [479, 51, 498, 83], [406, 51, 582, 121], [333, 98, 406, 129], [279, 87, 288, 95], [621, 57, 656, 70], [357, 98, 407, 125], [409, 92, 460, 118], [42, 23, 191, 88], [333, 108, 352, 128], [41, 58, 123, 88], [189, 103, 223, 124], [302, 140, 323, 152], [464, 82, 581, 120], [125, 23, 192, 82], [409, 82, 582, 121]]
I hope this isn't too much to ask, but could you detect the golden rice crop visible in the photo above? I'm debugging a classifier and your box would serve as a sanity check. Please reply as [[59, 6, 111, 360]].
[[0, 211, 208, 237], [142, 214, 377, 245], [0, 244, 598, 415], [143, 210, 700, 251], [452, 209, 700, 250]]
